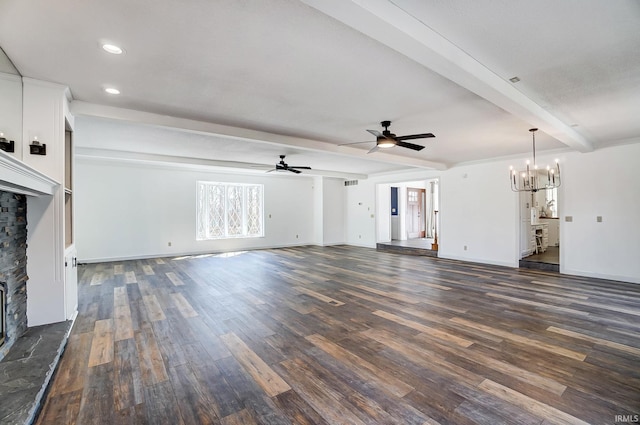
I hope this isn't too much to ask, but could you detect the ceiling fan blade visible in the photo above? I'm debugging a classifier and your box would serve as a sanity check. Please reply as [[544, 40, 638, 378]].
[[396, 141, 426, 151], [339, 141, 374, 146], [367, 145, 380, 154], [289, 168, 302, 174], [366, 129, 383, 137], [396, 133, 435, 141], [290, 166, 311, 170], [266, 168, 276, 173]]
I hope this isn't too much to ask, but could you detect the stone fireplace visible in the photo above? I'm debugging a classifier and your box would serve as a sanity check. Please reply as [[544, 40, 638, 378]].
[[0, 190, 28, 360], [0, 282, 5, 347]]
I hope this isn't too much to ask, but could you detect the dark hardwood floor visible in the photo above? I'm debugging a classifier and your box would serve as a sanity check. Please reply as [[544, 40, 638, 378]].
[[36, 246, 640, 424]]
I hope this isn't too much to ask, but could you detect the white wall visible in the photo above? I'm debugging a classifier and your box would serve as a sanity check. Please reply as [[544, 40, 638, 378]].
[[376, 184, 391, 242], [364, 164, 519, 267], [75, 157, 320, 261], [312, 176, 346, 246], [561, 143, 640, 283], [0, 73, 22, 158], [345, 143, 640, 283], [313, 176, 323, 244], [73, 114, 640, 283], [344, 179, 378, 247], [321, 177, 345, 245], [438, 159, 520, 267]]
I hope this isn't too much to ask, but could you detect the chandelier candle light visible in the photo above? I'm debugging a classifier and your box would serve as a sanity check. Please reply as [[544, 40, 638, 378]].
[[509, 128, 561, 192]]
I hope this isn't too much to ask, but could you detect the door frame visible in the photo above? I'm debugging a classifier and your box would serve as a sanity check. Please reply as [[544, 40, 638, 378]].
[[406, 187, 426, 239]]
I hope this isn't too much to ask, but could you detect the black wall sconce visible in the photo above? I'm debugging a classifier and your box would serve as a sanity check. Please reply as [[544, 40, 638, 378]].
[[29, 137, 46, 155], [0, 133, 15, 153]]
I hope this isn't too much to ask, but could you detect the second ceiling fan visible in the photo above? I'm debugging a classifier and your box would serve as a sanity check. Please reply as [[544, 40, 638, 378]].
[[342, 120, 435, 153], [267, 155, 311, 174]]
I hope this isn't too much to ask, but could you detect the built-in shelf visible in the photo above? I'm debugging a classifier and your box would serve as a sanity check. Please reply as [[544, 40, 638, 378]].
[[64, 129, 73, 248]]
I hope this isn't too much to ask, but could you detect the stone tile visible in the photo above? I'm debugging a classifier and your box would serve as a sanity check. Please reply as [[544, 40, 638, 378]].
[[0, 320, 73, 425]]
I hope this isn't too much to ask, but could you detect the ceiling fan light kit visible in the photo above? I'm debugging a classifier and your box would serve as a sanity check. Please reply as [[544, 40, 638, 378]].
[[375, 120, 397, 148], [509, 128, 561, 193], [377, 140, 396, 149]]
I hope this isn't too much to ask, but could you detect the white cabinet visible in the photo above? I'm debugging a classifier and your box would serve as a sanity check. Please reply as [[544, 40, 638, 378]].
[[541, 218, 559, 247], [532, 223, 548, 254]]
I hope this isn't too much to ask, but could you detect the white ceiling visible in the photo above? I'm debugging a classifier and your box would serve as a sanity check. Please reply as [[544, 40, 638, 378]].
[[1, 0, 639, 177]]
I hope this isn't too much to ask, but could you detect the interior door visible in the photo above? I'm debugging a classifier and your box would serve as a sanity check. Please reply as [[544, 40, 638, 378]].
[[407, 188, 425, 239]]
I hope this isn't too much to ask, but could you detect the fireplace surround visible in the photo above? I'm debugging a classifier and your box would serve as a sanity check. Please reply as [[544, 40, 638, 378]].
[[0, 190, 28, 360], [0, 282, 5, 347]]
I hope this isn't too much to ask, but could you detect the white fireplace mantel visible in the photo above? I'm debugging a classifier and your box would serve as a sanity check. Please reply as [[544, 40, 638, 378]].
[[0, 150, 58, 196]]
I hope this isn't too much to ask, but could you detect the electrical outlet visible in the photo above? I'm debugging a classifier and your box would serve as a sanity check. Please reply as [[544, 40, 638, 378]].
[[296, 234, 299, 239], [565, 216, 573, 222], [464, 245, 468, 251], [596, 216, 603, 222], [168, 242, 171, 247]]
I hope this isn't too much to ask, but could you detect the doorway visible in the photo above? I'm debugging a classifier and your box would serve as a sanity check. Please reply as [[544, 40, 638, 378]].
[[518, 188, 560, 271], [383, 179, 438, 244], [406, 187, 425, 239]]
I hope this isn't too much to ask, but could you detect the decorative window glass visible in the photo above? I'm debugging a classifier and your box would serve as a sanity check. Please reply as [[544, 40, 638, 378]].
[[245, 185, 263, 236], [196, 182, 264, 240]]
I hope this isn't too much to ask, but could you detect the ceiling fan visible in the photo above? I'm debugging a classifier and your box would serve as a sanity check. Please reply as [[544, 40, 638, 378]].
[[267, 155, 311, 174], [341, 120, 435, 153]]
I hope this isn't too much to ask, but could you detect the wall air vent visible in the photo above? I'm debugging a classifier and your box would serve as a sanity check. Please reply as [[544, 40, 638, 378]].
[[344, 180, 359, 186]]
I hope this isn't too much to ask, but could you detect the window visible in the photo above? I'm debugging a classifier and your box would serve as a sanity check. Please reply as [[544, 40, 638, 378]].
[[196, 182, 264, 240], [545, 187, 558, 218]]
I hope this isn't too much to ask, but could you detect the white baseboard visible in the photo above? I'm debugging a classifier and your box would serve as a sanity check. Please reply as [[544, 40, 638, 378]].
[[78, 242, 319, 263], [560, 267, 639, 285]]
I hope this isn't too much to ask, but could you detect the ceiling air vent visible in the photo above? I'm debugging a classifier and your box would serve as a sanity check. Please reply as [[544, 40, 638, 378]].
[[344, 180, 359, 186]]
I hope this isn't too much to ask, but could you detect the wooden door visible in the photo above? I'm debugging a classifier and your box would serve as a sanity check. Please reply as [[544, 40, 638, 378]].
[[407, 188, 426, 239]]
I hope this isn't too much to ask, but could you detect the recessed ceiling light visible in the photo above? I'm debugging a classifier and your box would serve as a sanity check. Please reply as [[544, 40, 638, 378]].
[[101, 43, 124, 54], [104, 87, 120, 95]]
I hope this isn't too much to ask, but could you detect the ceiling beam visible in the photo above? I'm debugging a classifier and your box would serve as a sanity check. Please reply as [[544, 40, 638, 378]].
[[300, 0, 594, 153], [76, 147, 369, 180], [71, 101, 448, 171]]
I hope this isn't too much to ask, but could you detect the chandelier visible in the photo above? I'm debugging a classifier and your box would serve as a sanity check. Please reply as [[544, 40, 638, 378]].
[[509, 128, 561, 192]]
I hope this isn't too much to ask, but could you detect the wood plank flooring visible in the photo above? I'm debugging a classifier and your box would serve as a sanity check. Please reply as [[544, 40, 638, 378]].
[[36, 246, 640, 424]]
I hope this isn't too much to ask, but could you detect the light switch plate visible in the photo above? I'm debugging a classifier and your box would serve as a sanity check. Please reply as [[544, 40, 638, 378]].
[[565, 216, 573, 222]]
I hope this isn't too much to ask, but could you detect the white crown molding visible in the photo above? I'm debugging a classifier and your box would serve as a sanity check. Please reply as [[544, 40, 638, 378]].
[[21, 77, 68, 92], [0, 72, 21, 83]]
